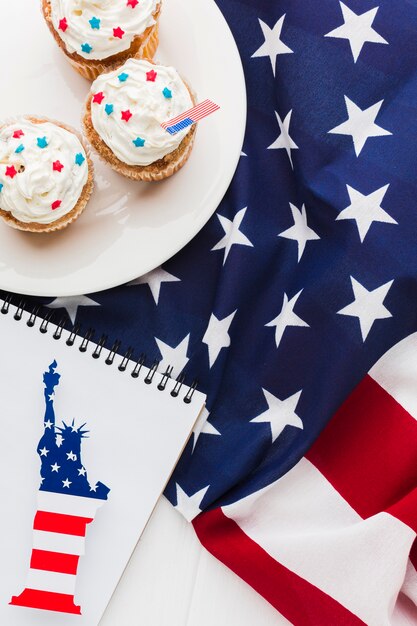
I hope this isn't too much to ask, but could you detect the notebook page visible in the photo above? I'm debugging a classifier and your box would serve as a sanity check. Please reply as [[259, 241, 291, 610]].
[[0, 305, 205, 625]]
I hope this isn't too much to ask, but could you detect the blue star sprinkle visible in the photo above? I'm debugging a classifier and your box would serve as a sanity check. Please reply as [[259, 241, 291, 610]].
[[15, 144, 25, 154], [118, 72, 129, 82], [81, 43, 93, 54], [105, 104, 114, 116], [37, 137, 48, 149], [0, 183, 3, 192], [163, 87, 172, 99], [89, 17, 101, 29], [75, 153, 85, 166], [133, 137, 146, 147]]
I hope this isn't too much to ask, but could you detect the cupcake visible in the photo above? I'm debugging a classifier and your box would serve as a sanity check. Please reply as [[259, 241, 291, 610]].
[[0, 117, 93, 233], [83, 58, 197, 181], [42, 0, 161, 81]]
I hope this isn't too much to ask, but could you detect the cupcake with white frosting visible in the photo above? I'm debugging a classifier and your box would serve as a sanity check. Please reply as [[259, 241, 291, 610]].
[[42, 0, 161, 80], [0, 117, 93, 232], [83, 58, 196, 181]]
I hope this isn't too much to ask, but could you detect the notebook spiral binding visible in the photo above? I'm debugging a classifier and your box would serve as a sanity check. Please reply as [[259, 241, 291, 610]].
[[0, 293, 198, 404]]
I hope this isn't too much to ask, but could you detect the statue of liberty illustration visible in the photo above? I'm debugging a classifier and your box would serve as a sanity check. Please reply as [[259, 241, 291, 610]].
[[10, 361, 110, 615]]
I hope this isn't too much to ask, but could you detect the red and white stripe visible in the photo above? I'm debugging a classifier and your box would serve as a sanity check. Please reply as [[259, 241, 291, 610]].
[[10, 492, 104, 615], [161, 99, 220, 129], [193, 332, 417, 625]]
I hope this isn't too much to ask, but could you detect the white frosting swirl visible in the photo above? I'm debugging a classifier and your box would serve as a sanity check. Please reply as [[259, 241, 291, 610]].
[[90, 59, 193, 166], [50, 0, 158, 61], [0, 119, 88, 224]]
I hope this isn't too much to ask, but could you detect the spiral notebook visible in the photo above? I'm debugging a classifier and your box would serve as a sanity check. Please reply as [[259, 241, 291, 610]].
[[0, 295, 205, 625]]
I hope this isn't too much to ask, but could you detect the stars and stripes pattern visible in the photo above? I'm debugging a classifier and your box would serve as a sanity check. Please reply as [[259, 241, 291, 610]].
[[23, 0, 417, 623], [10, 492, 106, 615], [194, 335, 417, 625], [161, 99, 220, 135], [11, 363, 109, 615]]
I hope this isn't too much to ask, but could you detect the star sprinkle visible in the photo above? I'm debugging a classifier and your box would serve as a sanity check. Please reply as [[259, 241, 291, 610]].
[[37, 137, 48, 149], [59, 17, 68, 32], [5, 166, 17, 179], [0, 184, 3, 192], [121, 109, 132, 122], [89, 16, 101, 29], [133, 137, 145, 147], [92, 91, 105, 104], [75, 153, 85, 166], [113, 27, 125, 39], [105, 103, 114, 116], [51, 200, 62, 210], [53, 160, 64, 172], [118, 72, 129, 82], [146, 69, 157, 82], [127, 0, 139, 7], [81, 43, 93, 54], [163, 87, 172, 98], [15, 144, 25, 154], [13, 130, 24, 139]]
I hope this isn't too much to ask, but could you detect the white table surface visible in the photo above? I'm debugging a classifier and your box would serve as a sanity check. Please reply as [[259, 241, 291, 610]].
[[100, 497, 290, 626]]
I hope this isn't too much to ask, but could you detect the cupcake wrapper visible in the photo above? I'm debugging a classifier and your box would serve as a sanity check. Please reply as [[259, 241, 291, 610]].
[[138, 21, 160, 61], [0, 115, 94, 233], [115, 128, 196, 181], [67, 57, 109, 82]]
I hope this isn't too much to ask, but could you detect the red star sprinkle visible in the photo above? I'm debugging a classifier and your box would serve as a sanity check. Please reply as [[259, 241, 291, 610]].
[[121, 109, 132, 122], [92, 92, 105, 104], [146, 69, 157, 82], [127, 0, 139, 6], [59, 17, 68, 32], [52, 160, 64, 172], [13, 130, 24, 139], [5, 166, 17, 179], [51, 200, 62, 210], [113, 27, 125, 39]]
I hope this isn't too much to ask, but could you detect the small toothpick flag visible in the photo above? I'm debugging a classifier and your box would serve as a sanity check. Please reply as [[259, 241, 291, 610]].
[[161, 99, 220, 135]]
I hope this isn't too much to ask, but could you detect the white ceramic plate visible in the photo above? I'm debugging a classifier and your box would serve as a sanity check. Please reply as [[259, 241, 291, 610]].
[[0, 0, 246, 296]]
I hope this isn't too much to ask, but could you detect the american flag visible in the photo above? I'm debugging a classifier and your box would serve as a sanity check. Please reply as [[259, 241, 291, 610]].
[[161, 99, 220, 135], [23, 0, 417, 623], [10, 362, 110, 615]]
